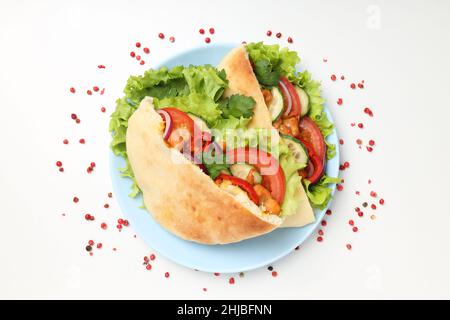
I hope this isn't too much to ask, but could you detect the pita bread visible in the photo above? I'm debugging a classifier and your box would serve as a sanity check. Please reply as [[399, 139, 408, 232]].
[[219, 46, 315, 228], [218, 46, 273, 130], [126, 97, 282, 244]]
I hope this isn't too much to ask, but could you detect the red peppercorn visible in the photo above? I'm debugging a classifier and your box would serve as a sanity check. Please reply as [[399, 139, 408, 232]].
[[337, 98, 343, 105], [56, 161, 62, 167], [228, 277, 234, 284], [209, 28, 215, 34], [318, 229, 324, 236], [143, 47, 150, 54], [87, 90, 92, 95], [369, 140, 375, 146], [214, 272, 220, 276], [341, 75, 345, 80], [358, 123, 364, 129], [144, 256, 149, 262], [101, 107, 106, 113], [98, 65, 105, 69], [88, 240, 94, 246], [371, 204, 377, 210], [272, 271, 278, 277], [337, 184, 343, 191], [344, 161, 350, 168], [355, 207, 360, 212], [287, 37, 293, 43], [123, 220, 129, 227], [79, 138, 85, 144], [146, 264, 152, 270], [349, 220, 354, 226], [73, 197, 79, 203], [169, 37, 175, 43], [63, 139, 69, 144], [117, 224, 122, 230], [104, 203, 109, 208], [331, 74, 337, 81], [339, 139, 344, 145], [71, 113, 77, 120], [136, 55, 141, 61], [150, 254, 156, 261], [356, 139, 363, 145], [59, 167, 64, 172], [70, 87, 76, 94], [358, 83, 364, 89], [367, 146, 374, 152], [130, 51, 136, 58], [165, 272, 170, 278], [87, 167, 93, 174], [96, 243, 102, 249], [205, 37, 211, 43], [158, 33, 165, 39], [135, 42, 141, 48], [93, 86, 99, 92], [321, 220, 327, 226], [370, 191, 377, 198], [358, 211, 364, 217], [379, 199, 385, 205], [276, 32, 282, 38], [108, 192, 113, 198], [101, 222, 107, 229], [317, 236, 323, 242], [350, 83, 356, 89], [339, 165, 345, 171], [76, 119, 81, 124], [85, 214, 91, 220], [118, 218, 123, 225], [140, 60, 145, 65], [352, 226, 358, 232], [266, 30, 272, 36], [199, 28, 205, 34], [346, 244, 352, 250], [326, 209, 332, 215]]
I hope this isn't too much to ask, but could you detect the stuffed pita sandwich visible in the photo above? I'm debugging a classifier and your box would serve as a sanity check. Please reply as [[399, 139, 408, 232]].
[[218, 44, 340, 227]]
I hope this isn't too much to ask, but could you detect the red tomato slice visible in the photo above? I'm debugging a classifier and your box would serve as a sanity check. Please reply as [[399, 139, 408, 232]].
[[216, 174, 260, 205], [226, 148, 286, 204], [298, 116, 326, 162], [161, 108, 202, 153], [279, 76, 301, 118], [299, 140, 324, 184]]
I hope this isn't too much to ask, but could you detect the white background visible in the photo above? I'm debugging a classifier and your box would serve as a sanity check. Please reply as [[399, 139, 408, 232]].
[[1, 0, 449, 299]]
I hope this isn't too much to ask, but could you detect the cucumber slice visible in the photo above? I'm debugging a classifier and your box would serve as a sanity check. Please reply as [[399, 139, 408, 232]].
[[281, 134, 309, 166], [188, 113, 211, 133], [268, 87, 284, 122], [295, 86, 309, 117], [230, 164, 262, 184]]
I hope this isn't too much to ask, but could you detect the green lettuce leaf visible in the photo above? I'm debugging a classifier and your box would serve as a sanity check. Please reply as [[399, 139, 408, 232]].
[[279, 142, 307, 217], [281, 174, 303, 217], [153, 93, 222, 125], [213, 116, 251, 131], [303, 175, 342, 209], [246, 42, 300, 86]]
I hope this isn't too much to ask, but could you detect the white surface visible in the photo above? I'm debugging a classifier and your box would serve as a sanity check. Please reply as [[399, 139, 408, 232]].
[[1, 0, 449, 299]]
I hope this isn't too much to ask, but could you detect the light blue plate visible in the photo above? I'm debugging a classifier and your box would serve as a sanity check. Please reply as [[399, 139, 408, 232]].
[[109, 44, 340, 273]]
